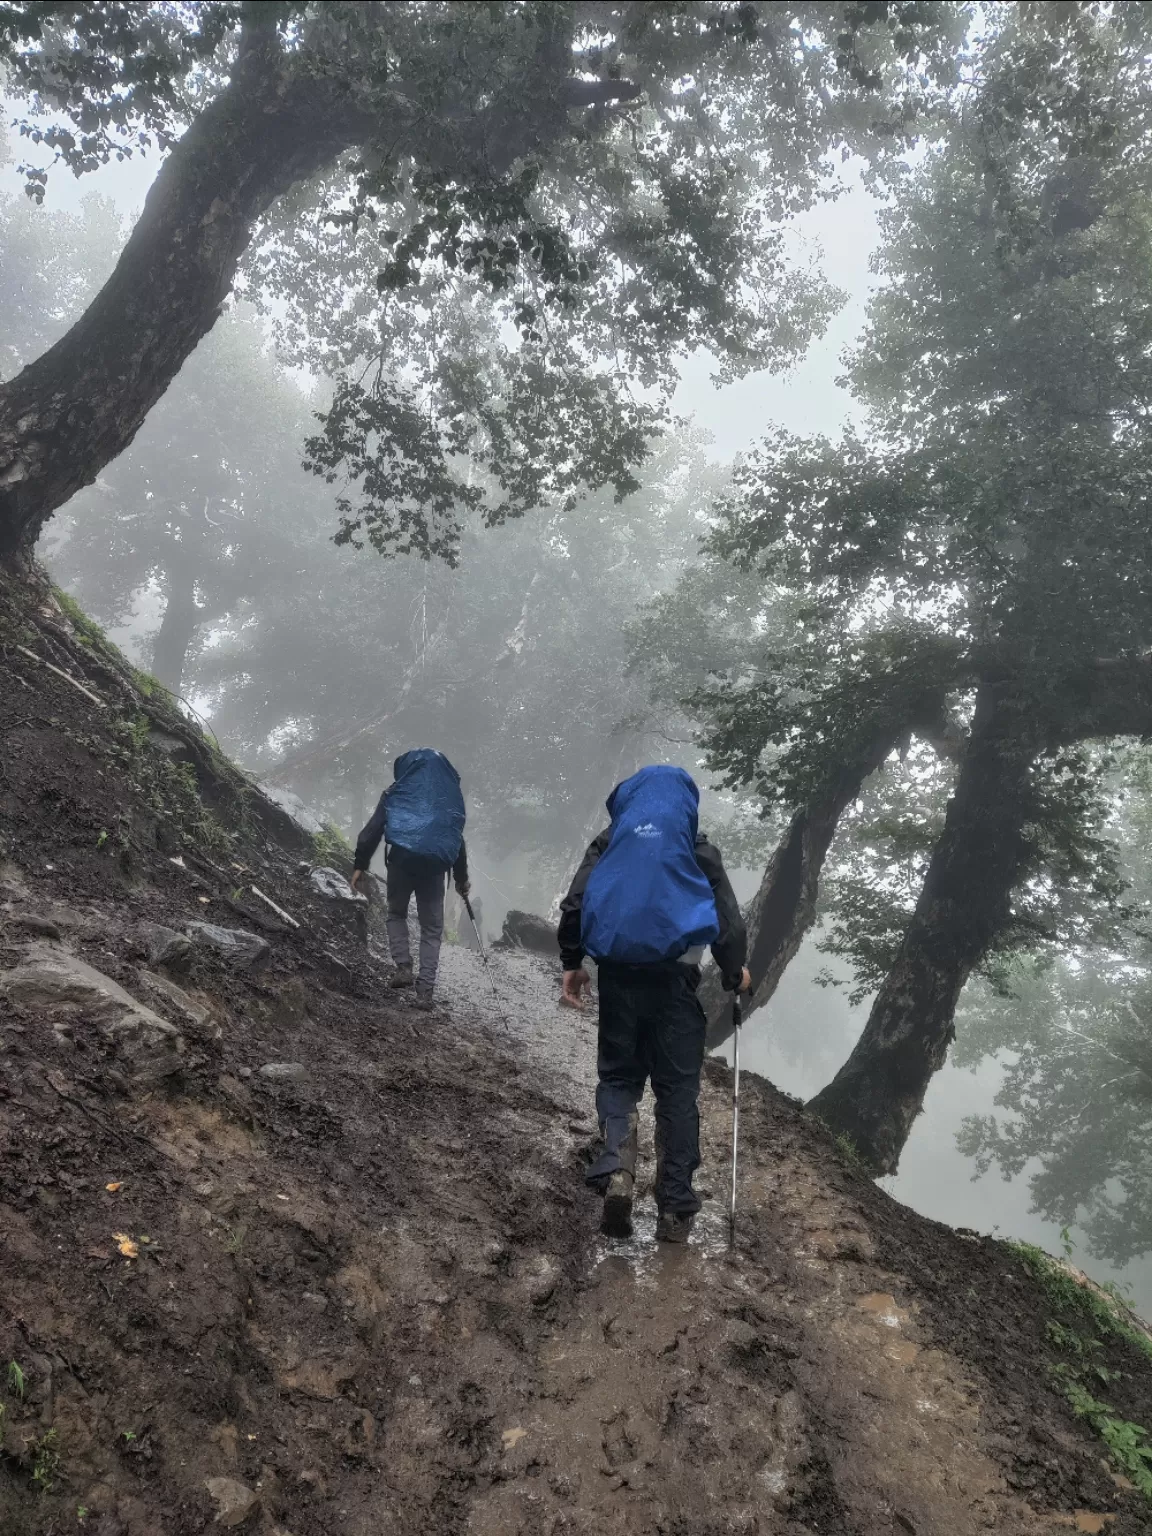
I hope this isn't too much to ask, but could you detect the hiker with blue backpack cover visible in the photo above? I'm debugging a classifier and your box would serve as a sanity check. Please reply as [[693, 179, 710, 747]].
[[350, 748, 469, 1010], [557, 765, 750, 1243]]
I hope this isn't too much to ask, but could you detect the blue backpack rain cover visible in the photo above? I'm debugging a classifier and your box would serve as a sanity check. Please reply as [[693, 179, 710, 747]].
[[581, 766, 719, 964], [384, 748, 465, 866]]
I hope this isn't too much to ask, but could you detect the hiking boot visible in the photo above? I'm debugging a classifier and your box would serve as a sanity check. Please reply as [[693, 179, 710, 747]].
[[414, 981, 435, 1012], [389, 964, 414, 989], [601, 1170, 634, 1238], [655, 1211, 695, 1245]]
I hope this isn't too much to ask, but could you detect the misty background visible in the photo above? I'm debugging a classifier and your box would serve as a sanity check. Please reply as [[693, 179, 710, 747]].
[[6, 132, 1148, 1316]]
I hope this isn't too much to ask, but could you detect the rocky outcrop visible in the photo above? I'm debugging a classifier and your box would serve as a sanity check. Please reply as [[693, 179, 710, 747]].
[[493, 909, 559, 957], [0, 943, 183, 1081]]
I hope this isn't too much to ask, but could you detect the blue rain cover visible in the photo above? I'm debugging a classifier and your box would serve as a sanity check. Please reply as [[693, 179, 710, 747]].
[[581, 766, 719, 964], [384, 748, 465, 866]]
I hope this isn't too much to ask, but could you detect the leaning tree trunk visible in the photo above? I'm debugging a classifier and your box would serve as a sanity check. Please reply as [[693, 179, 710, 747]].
[[0, 32, 378, 564], [0, 14, 640, 568], [807, 686, 1044, 1173], [702, 722, 917, 1050]]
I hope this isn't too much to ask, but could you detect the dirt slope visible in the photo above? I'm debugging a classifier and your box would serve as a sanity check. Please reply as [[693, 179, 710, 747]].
[[2, 582, 1151, 1536]]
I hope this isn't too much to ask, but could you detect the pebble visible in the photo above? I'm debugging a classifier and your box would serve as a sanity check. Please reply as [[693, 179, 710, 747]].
[[258, 1062, 308, 1083]]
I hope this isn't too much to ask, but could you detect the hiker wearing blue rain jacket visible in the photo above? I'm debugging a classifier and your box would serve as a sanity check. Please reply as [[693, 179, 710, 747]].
[[350, 749, 469, 1010], [557, 766, 750, 1243]]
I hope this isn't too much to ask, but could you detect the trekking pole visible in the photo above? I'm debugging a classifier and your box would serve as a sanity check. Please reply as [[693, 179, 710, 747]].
[[729, 993, 742, 1251], [463, 893, 512, 1034]]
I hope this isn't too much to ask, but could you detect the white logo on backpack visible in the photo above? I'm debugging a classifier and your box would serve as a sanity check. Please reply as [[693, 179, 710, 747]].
[[633, 822, 661, 838]]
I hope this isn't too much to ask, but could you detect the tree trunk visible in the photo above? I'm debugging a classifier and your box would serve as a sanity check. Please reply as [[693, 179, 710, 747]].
[[0, 36, 371, 561], [806, 686, 1044, 1173], [0, 17, 639, 567], [702, 724, 914, 1049], [151, 559, 201, 696]]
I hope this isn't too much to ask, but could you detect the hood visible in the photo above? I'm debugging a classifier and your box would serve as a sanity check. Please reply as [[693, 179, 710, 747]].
[[606, 764, 700, 825], [393, 747, 460, 784]]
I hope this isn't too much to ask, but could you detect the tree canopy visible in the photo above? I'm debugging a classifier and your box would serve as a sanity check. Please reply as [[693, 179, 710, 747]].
[[638, 2, 1152, 1168], [0, 1, 963, 562]]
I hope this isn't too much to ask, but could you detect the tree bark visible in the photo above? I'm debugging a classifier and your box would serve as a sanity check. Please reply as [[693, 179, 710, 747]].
[[702, 722, 912, 1049], [0, 34, 370, 560], [806, 685, 1045, 1173], [0, 23, 638, 563]]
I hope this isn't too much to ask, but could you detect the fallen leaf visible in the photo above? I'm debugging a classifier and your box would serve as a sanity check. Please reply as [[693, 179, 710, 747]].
[[138, 1235, 151, 1244], [112, 1232, 139, 1259], [502, 1428, 528, 1451], [105, 1181, 123, 1193]]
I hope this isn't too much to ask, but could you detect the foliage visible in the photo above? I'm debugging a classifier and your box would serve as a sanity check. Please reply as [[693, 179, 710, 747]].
[[646, 3, 1152, 1000], [1011, 1239, 1152, 1497], [954, 745, 1152, 1267], [31, 1429, 59, 1497], [818, 742, 1134, 1000], [313, 822, 352, 869], [0, 179, 334, 698], [1063, 1383, 1152, 1500], [2, 0, 968, 559], [957, 962, 1152, 1263]]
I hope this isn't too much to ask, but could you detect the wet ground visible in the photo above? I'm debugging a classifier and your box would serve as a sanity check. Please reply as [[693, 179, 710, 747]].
[[3, 584, 1152, 1534]]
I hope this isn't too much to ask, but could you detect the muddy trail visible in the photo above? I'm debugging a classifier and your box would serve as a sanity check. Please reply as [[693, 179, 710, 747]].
[[2, 584, 1152, 1536]]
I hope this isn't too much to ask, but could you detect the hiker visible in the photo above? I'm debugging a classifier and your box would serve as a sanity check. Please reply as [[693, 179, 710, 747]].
[[558, 765, 750, 1244], [350, 748, 469, 1010]]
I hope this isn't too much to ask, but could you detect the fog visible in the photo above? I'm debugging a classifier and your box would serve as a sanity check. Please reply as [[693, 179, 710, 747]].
[[6, 64, 1152, 1322]]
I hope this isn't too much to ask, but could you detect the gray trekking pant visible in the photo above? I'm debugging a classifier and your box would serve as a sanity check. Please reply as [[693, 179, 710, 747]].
[[386, 851, 447, 989]]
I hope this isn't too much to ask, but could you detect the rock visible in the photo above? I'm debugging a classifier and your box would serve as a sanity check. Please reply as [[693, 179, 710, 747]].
[[204, 1475, 260, 1527], [146, 729, 194, 766], [0, 861, 27, 896], [136, 970, 214, 1030], [186, 922, 270, 972], [0, 944, 183, 1082], [493, 909, 559, 956], [310, 865, 366, 903], [139, 922, 193, 973], [9, 913, 62, 940], [255, 783, 325, 837], [277, 1356, 357, 1400], [258, 1062, 307, 1083]]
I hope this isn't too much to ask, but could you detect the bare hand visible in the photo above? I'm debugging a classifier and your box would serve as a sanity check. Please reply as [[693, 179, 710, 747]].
[[739, 965, 752, 994], [561, 968, 591, 1010], [350, 869, 362, 891]]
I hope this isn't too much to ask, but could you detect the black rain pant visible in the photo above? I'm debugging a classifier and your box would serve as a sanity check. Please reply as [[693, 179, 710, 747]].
[[585, 962, 707, 1215], [385, 848, 447, 988]]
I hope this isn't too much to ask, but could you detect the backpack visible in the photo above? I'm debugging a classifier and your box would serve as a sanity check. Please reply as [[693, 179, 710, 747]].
[[384, 748, 465, 866], [581, 766, 719, 965]]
